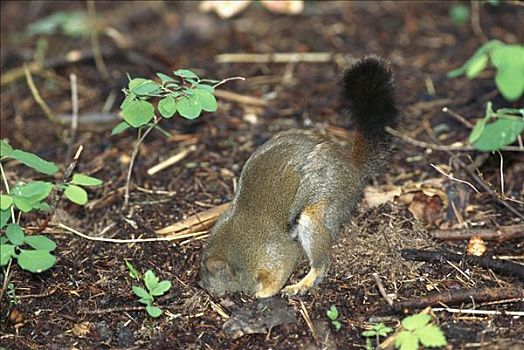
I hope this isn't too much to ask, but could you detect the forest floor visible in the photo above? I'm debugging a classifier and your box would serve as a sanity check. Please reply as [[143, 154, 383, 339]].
[[1, 1, 523, 349]]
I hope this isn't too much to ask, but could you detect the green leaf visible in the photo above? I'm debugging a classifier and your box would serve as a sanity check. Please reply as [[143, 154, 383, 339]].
[[156, 72, 175, 84], [0, 140, 14, 158], [24, 235, 56, 251], [447, 40, 502, 79], [0, 209, 10, 229], [120, 92, 136, 110], [469, 119, 487, 143], [125, 260, 140, 279], [150, 280, 171, 296], [158, 96, 176, 118], [13, 197, 34, 213], [64, 184, 88, 205], [173, 69, 199, 80], [1, 244, 15, 265], [129, 78, 159, 95], [415, 324, 447, 347], [8, 150, 59, 175], [473, 118, 524, 151], [401, 313, 431, 331], [18, 181, 53, 201], [450, 4, 469, 26], [70, 173, 103, 187], [132, 285, 152, 300], [326, 305, 339, 320], [362, 330, 377, 337], [196, 84, 215, 94], [395, 331, 419, 350], [6, 223, 25, 246], [0, 194, 13, 211], [17, 249, 56, 272], [144, 270, 159, 291], [491, 45, 524, 101], [377, 325, 393, 337], [332, 320, 342, 331], [193, 89, 217, 112], [177, 96, 202, 120], [122, 100, 155, 128], [138, 298, 152, 305], [111, 121, 131, 135], [146, 305, 163, 318], [465, 53, 489, 79]]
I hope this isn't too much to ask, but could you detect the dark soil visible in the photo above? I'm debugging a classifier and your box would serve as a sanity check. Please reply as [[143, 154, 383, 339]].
[[1, 1, 523, 349]]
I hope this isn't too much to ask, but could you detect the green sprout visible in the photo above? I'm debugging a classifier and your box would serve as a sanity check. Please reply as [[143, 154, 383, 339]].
[[326, 305, 342, 331], [126, 263, 172, 318], [362, 323, 393, 350]]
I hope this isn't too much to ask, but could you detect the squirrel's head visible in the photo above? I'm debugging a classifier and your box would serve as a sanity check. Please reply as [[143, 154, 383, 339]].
[[198, 254, 254, 297]]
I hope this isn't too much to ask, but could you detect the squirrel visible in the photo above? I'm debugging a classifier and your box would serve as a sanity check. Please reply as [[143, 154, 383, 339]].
[[199, 56, 398, 298]]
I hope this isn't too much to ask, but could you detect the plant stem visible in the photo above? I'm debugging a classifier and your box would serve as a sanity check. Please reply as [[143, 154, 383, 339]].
[[0, 162, 16, 223], [122, 118, 160, 211]]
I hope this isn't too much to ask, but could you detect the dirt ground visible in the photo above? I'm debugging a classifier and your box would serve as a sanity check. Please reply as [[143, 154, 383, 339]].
[[1, 1, 523, 349]]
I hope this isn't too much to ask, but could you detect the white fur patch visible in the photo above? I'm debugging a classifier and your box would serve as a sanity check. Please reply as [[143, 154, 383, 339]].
[[296, 213, 313, 260]]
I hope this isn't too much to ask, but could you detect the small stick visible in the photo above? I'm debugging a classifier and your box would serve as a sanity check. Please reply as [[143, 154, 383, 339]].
[[87, 0, 110, 80], [372, 273, 394, 306], [442, 107, 474, 128], [155, 203, 229, 235], [432, 224, 524, 241], [80, 306, 146, 315], [299, 300, 318, 342], [24, 64, 58, 123], [147, 145, 196, 175], [431, 307, 524, 317], [215, 52, 337, 64], [401, 249, 524, 279], [431, 164, 480, 193], [67, 73, 79, 162], [214, 90, 268, 107], [386, 127, 524, 152]]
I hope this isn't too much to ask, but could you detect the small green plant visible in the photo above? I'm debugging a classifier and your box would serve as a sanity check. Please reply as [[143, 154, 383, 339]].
[[1, 140, 102, 272], [469, 102, 524, 151], [326, 305, 342, 331], [394, 312, 447, 350], [113, 69, 237, 208], [448, 40, 524, 102], [362, 323, 393, 350], [26, 11, 90, 38], [127, 263, 171, 318]]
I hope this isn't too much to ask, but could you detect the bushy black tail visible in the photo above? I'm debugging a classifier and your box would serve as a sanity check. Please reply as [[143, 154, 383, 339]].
[[341, 55, 398, 178]]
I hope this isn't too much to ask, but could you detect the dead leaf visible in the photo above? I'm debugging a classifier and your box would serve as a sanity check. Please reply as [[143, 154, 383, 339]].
[[199, 1, 251, 19], [71, 322, 92, 337], [364, 185, 401, 207], [467, 236, 487, 256]]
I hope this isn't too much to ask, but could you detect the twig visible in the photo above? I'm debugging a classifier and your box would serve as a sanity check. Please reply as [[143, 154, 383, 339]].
[[215, 52, 342, 64], [87, 0, 110, 80], [155, 203, 229, 235], [372, 273, 394, 306], [24, 64, 58, 123], [299, 300, 318, 342], [386, 127, 524, 152], [497, 150, 505, 196], [79, 305, 146, 315], [401, 249, 524, 279], [430, 164, 480, 193], [56, 222, 178, 243], [442, 107, 474, 128], [123, 119, 160, 210], [393, 287, 524, 312], [0, 258, 13, 303], [214, 90, 268, 107], [147, 145, 196, 176], [432, 225, 524, 241], [67, 73, 79, 163], [212, 76, 245, 89], [431, 307, 524, 317]]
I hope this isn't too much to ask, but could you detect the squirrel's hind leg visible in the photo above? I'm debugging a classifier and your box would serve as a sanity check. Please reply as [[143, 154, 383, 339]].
[[282, 202, 331, 296]]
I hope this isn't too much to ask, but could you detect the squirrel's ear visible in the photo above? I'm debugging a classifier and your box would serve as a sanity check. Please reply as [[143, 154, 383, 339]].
[[204, 257, 234, 277]]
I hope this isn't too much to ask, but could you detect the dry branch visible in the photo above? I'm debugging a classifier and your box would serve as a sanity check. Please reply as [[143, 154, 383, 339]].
[[393, 287, 524, 312], [401, 249, 524, 280], [215, 52, 342, 64], [432, 224, 524, 241], [155, 203, 229, 236]]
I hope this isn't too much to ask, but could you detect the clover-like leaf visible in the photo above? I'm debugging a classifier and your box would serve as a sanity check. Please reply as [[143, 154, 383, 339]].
[[150, 280, 171, 296], [173, 69, 199, 80], [177, 96, 202, 120], [1, 244, 15, 265], [491, 44, 524, 101], [401, 313, 431, 331], [0, 140, 14, 158], [6, 223, 25, 246], [132, 285, 152, 301], [326, 305, 339, 320], [156, 72, 176, 84], [122, 100, 155, 128], [158, 96, 176, 118], [144, 270, 160, 291], [473, 118, 524, 151], [146, 305, 163, 318], [395, 331, 419, 350], [17, 249, 56, 273], [193, 89, 217, 112], [24, 235, 56, 251], [70, 173, 103, 187], [18, 181, 53, 201], [0, 194, 13, 211], [111, 121, 131, 135], [64, 184, 88, 205], [7, 150, 59, 175], [415, 324, 447, 347], [0, 209, 10, 229]]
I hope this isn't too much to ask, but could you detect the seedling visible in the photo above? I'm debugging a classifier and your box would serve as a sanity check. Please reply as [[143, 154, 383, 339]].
[[1, 140, 102, 272], [362, 323, 393, 350], [326, 304, 342, 331], [394, 312, 447, 350], [448, 40, 524, 102], [113, 69, 240, 209], [469, 102, 524, 151], [129, 267, 172, 318]]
